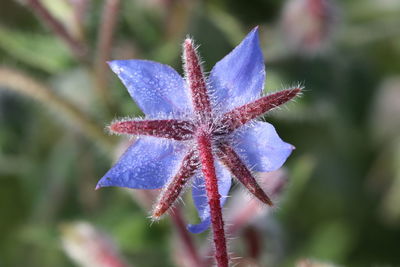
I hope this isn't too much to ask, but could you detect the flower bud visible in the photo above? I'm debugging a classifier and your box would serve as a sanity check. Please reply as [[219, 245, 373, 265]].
[[60, 222, 128, 267], [280, 0, 338, 55]]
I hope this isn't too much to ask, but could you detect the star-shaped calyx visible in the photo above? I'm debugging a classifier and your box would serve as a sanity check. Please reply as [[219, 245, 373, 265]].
[[97, 28, 301, 267]]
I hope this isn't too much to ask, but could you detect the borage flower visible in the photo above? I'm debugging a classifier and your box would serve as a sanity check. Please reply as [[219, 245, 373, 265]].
[[97, 28, 301, 267]]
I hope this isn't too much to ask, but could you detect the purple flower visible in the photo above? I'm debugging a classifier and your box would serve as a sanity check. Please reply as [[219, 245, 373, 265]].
[[97, 28, 300, 235]]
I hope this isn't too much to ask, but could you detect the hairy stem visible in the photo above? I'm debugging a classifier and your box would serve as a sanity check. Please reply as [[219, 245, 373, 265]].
[[197, 130, 228, 267]]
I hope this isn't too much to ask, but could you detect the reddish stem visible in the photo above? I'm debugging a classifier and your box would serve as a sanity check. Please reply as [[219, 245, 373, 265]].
[[152, 149, 199, 218], [203, 171, 288, 265], [197, 130, 228, 267], [170, 206, 203, 267], [244, 227, 262, 259], [183, 39, 212, 120], [26, 0, 88, 62], [220, 88, 301, 133], [110, 120, 194, 140]]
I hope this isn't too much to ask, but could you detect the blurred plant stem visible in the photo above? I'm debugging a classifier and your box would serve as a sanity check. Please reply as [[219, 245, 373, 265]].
[[70, 0, 90, 42], [203, 170, 288, 266], [170, 207, 203, 267], [23, 0, 89, 63], [94, 0, 120, 112], [0, 66, 114, 152], [127, 188, 203, 267]]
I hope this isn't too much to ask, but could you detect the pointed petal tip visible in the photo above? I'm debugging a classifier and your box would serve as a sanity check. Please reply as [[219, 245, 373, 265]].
[[107, 59, 118, 66], [107, 60, 123, 73], [95, 183, 102, 190], [251, 25, 260, 33], [248, 26, 260, 39]]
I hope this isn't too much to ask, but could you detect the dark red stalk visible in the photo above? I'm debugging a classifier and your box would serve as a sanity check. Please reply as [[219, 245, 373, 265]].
[[170, 206, 203, 267], [244, 227, 262, 259], [25, 0, 88, 62], [203, 171, 288, 266], [220, 88, 301, 133], [217, 143, 273, 206], [183, 40, 212, 120], [197, 130, 229, 267], [109, 120, 194, 140], [152, 149, 199, 218]]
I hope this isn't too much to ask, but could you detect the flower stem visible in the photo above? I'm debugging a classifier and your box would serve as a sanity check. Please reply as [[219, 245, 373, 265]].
[[197, 130, 228, 267]]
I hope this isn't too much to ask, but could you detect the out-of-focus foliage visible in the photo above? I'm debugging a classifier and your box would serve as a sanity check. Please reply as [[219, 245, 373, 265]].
[[1, 0, 400, 266]]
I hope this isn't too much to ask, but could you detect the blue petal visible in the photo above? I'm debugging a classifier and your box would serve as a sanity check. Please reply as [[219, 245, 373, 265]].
[[108, 60, 192, 117], [97, 137, 185, 190], [187, 162, 231, 234], [209, 27, 265, 112], [233, 122, 294, 172]]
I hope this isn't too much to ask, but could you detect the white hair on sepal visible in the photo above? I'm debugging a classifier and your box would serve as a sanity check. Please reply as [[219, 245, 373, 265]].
[[244, 171, 284, 210], [176, 194, 186, 207], [150, 169, 193, 222], [182, 37, 207, 81], [258, 83, 305, 119], [106, 115, 144, 136]]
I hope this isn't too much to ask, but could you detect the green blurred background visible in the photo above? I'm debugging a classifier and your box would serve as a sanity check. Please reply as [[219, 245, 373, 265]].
[[1, 0, 400, 266]]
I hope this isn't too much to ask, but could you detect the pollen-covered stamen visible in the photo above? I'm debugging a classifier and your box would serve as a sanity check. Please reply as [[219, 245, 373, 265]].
[[109, 119, 195, 140], [217, 143, 273, 206], [219, 88, 301, 133], [152, 149, 199, 219], [183, 39, 212, 120]]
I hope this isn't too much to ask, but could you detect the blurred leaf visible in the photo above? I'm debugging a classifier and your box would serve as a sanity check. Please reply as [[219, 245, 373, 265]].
[[282, 154, 316, 209], [303, 221, 355, 263], [50, 68, 98, 116], [0, 26, 72, 72]]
